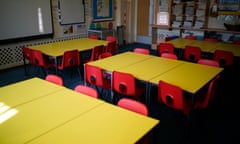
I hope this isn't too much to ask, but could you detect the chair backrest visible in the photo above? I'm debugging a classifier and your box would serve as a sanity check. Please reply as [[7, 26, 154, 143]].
[[89, 45, 105, 61], [213, 50, 234, 67], [85, 64, 106, 88], [98, 52, 112, 59], [89, 35, 99, 40], [158, 43, 175, 56], [106, 36, 117, 42], [105, 41, 118, 55], [45, 74, 63, 86], [194, 75, 220, 109], [31, 49, 47, 67], [22, 47, 33, 63], [117, 98, 148, 116], [158, 80, 191, 115], [58, 50, 80, 69], [112, 71, 137, 96], [74, 85, 98, 98], [184, 45, 202, 62], [161, 53, 178, 60], [204, 38, 218, 42], [197, 59, 219, 67], [185, 35, 197, 40], [133, 48, 150, 55]]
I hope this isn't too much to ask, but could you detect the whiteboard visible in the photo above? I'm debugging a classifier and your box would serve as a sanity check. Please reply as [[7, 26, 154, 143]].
[[59, 0, 85, 25], [0, 0, 53, 42]]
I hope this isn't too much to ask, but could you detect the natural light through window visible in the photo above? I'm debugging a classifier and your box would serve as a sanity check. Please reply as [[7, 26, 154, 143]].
[[0, 102, 18, 124], [37, 7, 44, 33]]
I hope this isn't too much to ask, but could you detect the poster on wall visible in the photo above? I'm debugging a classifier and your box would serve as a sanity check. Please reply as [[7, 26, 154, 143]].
[[92, 0, 113, 22]]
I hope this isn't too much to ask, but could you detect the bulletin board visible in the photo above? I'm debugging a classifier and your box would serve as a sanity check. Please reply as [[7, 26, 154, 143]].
[[92, 0, 113, 22], [59, 0, 85, 25]]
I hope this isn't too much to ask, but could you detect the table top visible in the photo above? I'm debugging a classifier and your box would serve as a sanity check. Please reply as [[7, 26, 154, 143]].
[[167, 38, 240, 56], [149, 61, 223, 93], [28, 102, 159, 144], [29, 38, 108, 57], [0, 77, 159, 144], [0, 78, 64, 107], [87, 52, 152, 72], [117, 56, 183, 81], [87, 52, 223, 94]]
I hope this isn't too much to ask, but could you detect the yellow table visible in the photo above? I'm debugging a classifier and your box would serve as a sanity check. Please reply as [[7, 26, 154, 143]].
[[149, 62, 223, 94], [88, 52, 223, 105], [28, 102, 159, 144], [29, 38, 108, 57], [0, 78, 64, 107], [87, 51, 152, 72], [0, 78, 159, 144], [167, 38, 240, 57]]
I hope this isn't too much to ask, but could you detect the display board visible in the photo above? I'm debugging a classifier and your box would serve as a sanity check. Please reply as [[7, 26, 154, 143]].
[[0, 0, 53, 42], [59, 0, 85, 25]]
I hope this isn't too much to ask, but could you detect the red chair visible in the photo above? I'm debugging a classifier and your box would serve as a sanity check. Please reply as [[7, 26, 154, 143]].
[[117, 98, 149, 144], [133, 48, 150, 55], [117, 98, 148, 115], [88, 35, 99, 40], [183, 45, 202, 63], [84, 64, 111, 99], [158, 80, 191, 115], [204, 38, 218, 42], [106, 35, 117, 42], [83, 45, 105, 63], [45, 74, 63, 86], [112, 71, 145, 101], [98, 52, 112, 59], [197, 59, 219, 67], [161, 53, 178, 60], [194, 75, 220, 109], [105, 41, 118, 55], [22, 47, 33, 75], [213, 50, 234, 67], [74, 85, 98, 98], [233, 40, 240, 45], [57, 49, 82, 78], [158, 43, 175, 56], [185, 35, 197, 40], [31, 49, 55, 75]]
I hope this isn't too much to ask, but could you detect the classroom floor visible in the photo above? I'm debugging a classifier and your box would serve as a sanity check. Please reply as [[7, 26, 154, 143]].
[[0, 43, 239, 144]]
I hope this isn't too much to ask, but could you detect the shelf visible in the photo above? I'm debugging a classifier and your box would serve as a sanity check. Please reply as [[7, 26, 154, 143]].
[[152, 24, 240, 34], [217, 11, 240, 16]]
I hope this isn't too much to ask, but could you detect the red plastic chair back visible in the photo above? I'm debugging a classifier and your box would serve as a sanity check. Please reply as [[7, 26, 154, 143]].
[[22, 47, 33, 63], [112, 71, 145, 98], [194, 75, 220, 109], [197, 59, 219, 67], [213, 50, 234, 67], [74, 85, 98, 98], [31, 49, 54, 68], [117, 98, 148, 116], [98, 52, 112, 59], [89, 35, 99, 40], [184, 45, 202, 62], [158, 43, 175, 56], [161, 53, 178, 60], [158, 80, 191, 115], [133, 48, 150, 55], [58, 50, 80, 70], [185, 35, 197, 40], [204, 38, 218, 42], [88, 45, 105, 62], [105, 41, 118, 55], [106, 36, 117, 42], [45, 74, 63, 86], [84, 64, 110, 89]]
